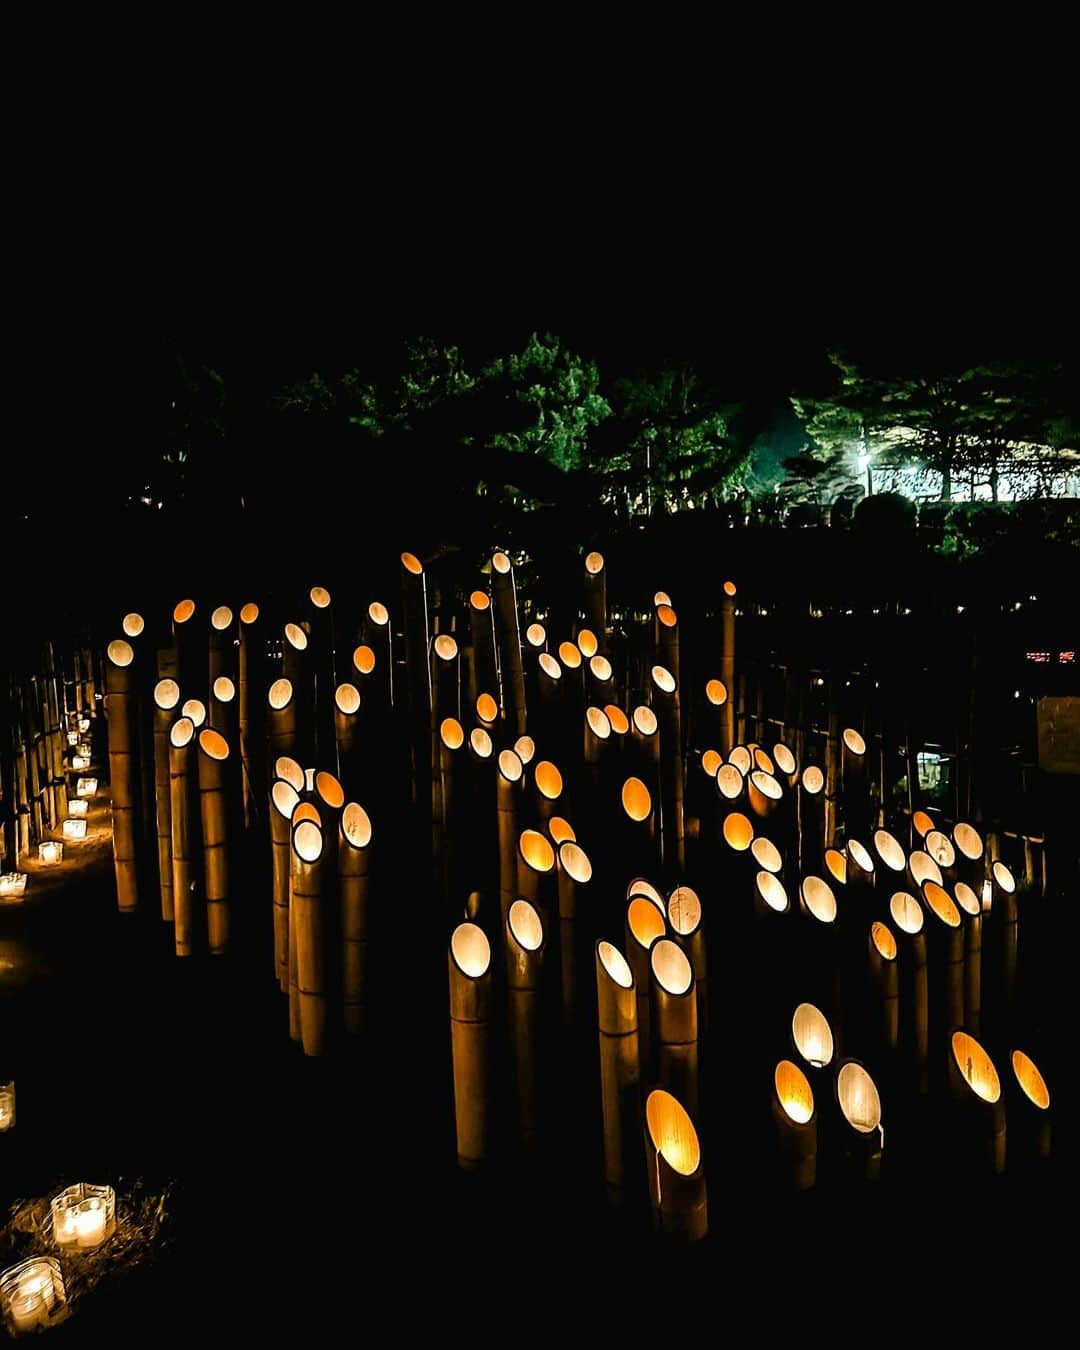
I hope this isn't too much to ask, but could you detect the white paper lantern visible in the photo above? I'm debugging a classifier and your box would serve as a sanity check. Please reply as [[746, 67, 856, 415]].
[[68, 800, 88, 819], [38, 841, 63, 865], [0, 874, 27, 899], [76, 778, 97, 798], [62, 819, 87, 841]]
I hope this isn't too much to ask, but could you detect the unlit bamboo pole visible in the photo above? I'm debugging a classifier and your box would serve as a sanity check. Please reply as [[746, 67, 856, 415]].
[[105, 639, 139, 912]]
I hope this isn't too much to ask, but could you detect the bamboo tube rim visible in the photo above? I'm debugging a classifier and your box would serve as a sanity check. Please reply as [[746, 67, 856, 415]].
[[534, 761, 563, 800], [632, 705, 658, 736], [213, 676, 236, 703], [107, 639, 134, 667], [871, 921, 897, 959], [705, 678, 727, 706], [716, 764, 743, 799], [284, 622, 308, 652], [751, 836, 782, 873], [702, 749, 722, 778], [792, 1003, 834, 1067], [656, 604, 677, 629], [889, 891, 924, 934], [341, 802, 373, 849], [211, 605, 234, 630], [401, 552, 424, 575], [952, 821, 983, 860], [451, 922, 491, 977], [548, 816, 575, 844], [491, 551, 511, 574], [525, 623, 546, 648], [577, 629, 598, 659], [873, 829, 906, 871], [1011, 1050, 1049, 1109], [952, 1031, 1001, 1102], [514, 735, 535, 766], [801, 876, 837, 923], [954, 882, 980, 917], [589, 654, 613, 681], [368, 601, 390, 625], [170, 717, 195, 749], [773, 743, 796, 776], [509, 899, 544, 951], [912, 810, 935, 838], [722, 812, 753, 851], [268, 679, 293, 712], [654, 590, 672, 607], [316, 771, 344, 810], [275, 757, 304, 791], [434, 634, 458, 661], [922, 880, 961, 928], [476, 693, 499, 723], [752, 748, 775, 775], [729, 746, 752, 775], [750, 769, 782, 801], [584, 550, 605, 575], [598, 940, 633, 988], [843, 728, 866, 755], [925, 830, 956, 869], [182, 698, 207, 728], [646, 1090, 700, 1175], [154, 679, 181, 711], [272, 781, 301, 820], [909, 850, 942, 888], [756, 871, 788, 912], [469, 727, 493, 759], [847, 838, 874, 874], [621, 776, 652, 822], [335, 683, 361, 715], [667, 885, 701, 936], [651, 665, 676, 695], [198, 729, 229, 761], [539, 652, 562, 680], [293, 802, 320, 826], [628, 896, 666, 949], [651, 938, 692, 995], [837, 1062, 882, 1132], [469, 590, 490, 611], [353, 646, 376, 676], [722, 580, 737, 597], [309, 586, 331, 609], [292, 819, 323, 864], [801, 765, 824, 794], [992, 860, 1016, 894], [775, 1060, 814, 1123], [519, 829, 555, 873], [173, 599, 196, 624], [559, 841, 592, 884], [558, 641, 582, 670], [628, 878, 666, 912], [605, 704, 629, 735], [441, 718, 465, 750], [497, 749, 522, 783], [240, 603, 260, 624], [587, 707, 612, 739], [122, 612, 145, 637]]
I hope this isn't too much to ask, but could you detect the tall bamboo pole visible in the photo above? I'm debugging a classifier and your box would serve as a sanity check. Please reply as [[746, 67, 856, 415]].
[[449, 922, 492, 1170], [267, 678, 297, 762], [169, 716, 199, 957], [339, 802, 372, 1035], [506, 899, 545, 1148], [496, 748, 523, 928], [238, 602, 264, 828], [492, 551, 527, 735], [644, 1089, 707, 1239], [468, 588, 498, 710], [292, 818, 327, 1056], [400, 553, 433, 811], [152, 679, 180, 922], [719, 581, 737, 757], [105, 639, 139, 912], [270, 781, 300, 989], [584, 551, 607, 648], [596, 941, 641, 1200], [651, 664, 684, 870], [650, 938, 699, 1118], [197, 729, 231, 955]]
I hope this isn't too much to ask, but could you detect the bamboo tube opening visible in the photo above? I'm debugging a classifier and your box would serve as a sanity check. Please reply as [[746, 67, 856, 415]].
[[173, 599, 196, 624], [548, 816, 575, 844], [722, 812, 754, 851], [716, 764, 743, 800], [182, 699, 207, 728], [284, 623, 308, 652], [198, 729, 229, 761], [909, 851, 943, 887], [293, 819, 323, 864], [170, 717, 195, 750], [559, 641, 582, 670], [293, 803, 321, 827], [775, 1061, 814, 1123], [535, 761, 563, 800], [605, 705, 629, 735], [838, 1063, 882, 1132], [825, 848, 847, 884], [751, 836, 782, 873], [107, 639, 134, 667], [992, 861, 1016, 894], [586, 707, 612, 742], [951, 1031, 1001, 1102], [539, 652, 562, 680], [628, 897, 666, 948], [590, 655, 613, 682], [954, 882, 980, 917], [705, 679, 727, 706], [848, 839, 874, 873], [434, 634, 458, 661], [309, 587, 331, 609], [401, 552, 423, 575], [912, 810, 935, 838], [633, 706, 657, 736], [585, 551, 604, 575], [801, 876, 837, 923], [652, 938, 692, 995], [525, 623, 546, 648], [514, 736, 535, 766], [622, 777, 652, 822], [122, 612, 145, 637], [792, 1003, 834, 1067], [519, 829, 555, 873], [335, 683, 361, 715], [213, 676, 236, 703], [774, 743, 796, 776], [628, 878, 666, 913], [498, 749, 523, 783], [668, 885, 701, 936], [352, 646, 376, 676], [469, 590, 489, 612], [577, 629, 599, 659], [651, 665, 676, 695], [492, 552, 511, 574], [509, 899, 544, 951], [368, 601, 390, 626], [873, 830, 906, 871], [268, 679, 294, 712], [702, 750, 722, 778], [598, 941, 633, 988], [953, 822, 983, 861], [469, 728, 493, 759], [451, 922, 491, 977], [275, 757, 304, 791], [1011, 1050, 1049, 1109], [656, 604, 677, 629], [722, 580, 737, 597], [923, 881, 960, 927], [654, 590, 672, 607], [843, 728, 866, 755], [890, 891, 924, 934], [729, 746, 752, 775], [871, 921, 898, 960], [750, 769, 781, 801], [211, 605, 234, 630], [272, 781, 300, 820], [316, 771, 344, 810], [757, 872, 788, 912], [559, 841, 592, 883], [240, 603, 259, 624], [154, 679, 181, 711], [646, 1090, 700, 1175], [802, 765, 824, 794], [441, 718, 465, 750], [753, 748, 776, 775], [476, 693, 499, 723], [341, 802, 372, 849], [926, 831, 955, 869]]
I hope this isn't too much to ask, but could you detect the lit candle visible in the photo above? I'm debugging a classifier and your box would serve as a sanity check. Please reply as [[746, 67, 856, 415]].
[[67, 731, 79, 746], [69, 800, 88, 818], [38, 841, 63, 865], [62, 819, 87, 840], [72, 755, 90, 771], [76, 777, 98, 798], [74, 1200, 107, 1248], [0, 873, 27, 898], [11, 1265, 54, 1331]]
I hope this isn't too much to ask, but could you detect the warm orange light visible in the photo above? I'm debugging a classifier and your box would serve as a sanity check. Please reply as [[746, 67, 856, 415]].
[[722, 581, 737, 597], [871, 921, 897, 960], [702, 749, 722, 778], [469, 727, 493, 759], [284, 622, 307, 651], [756, 872, 788, 912], [401, 552, 423, 575], [342, 802, 372, 848], [825, 848, 847, 885], [173, 599, 196, 624], [1011, 1050, 1049, 1110], [548, 816, 575, 845], [275, 756, 304, 791], [335, 683, 361, 715], [909, 851, 943, 888], [923, 881, 961, 927], [773, 743, 796, 776], [240, 603, 260, 624], [271, 781, 300, 821], [751, 836, 782, 873], [651, 665, 676, 694], [605, 704, 629, 735], [653, 590, 672, 607], [586, 706, 612, 739], [577, 629, 598, 658], [213, 676, 236, 702], [838, 1063, 882, 1132], [952, 1031, 1001, 1103], [873, 830, 906, 872], [753, 748, 775, 775], [492, 551, 511, 574], [182, 699, 206, 727], [476, 692, 498, 723], [509, 900, 544, 951], [198, 728, 229, 761], [847, 839, 874, 874], [316, 771, 344, 810], [211, 605, 233, 630], [433, 634, 458, 661], [622, 777, 652, 821], [558, 641, 582, 670], [912, 810, 935, 838], [525, 623, 546, 647], [729, 746, 752, 775], [169, 717, 195, 749], [656, 604, 677, 629], [651, 939, 692, 995], [451, 922, 491, 978], [539, 652, 561, 680], [154, 678, 180, 711], [268, 679, 293, 711], [843, 728, 866, 755], [469, 590, 489, 612], [792, 1003, 834, 1068], [632, 706, 657, 736], [309, 586, 331, 609], [750, 769, 782, 801], [559, 842, 592, 884], [122, 612, 145, 637], [705, 678, 727, 706], [519, 829, 555, 873], [368, 601, 389, 626], [716, 764, 744, 800], [107, 639, 134, 668], [627, 878, 666, 912], [801, 765, 824, 794], [628, 897, 666, 948], [585, 550, 605, 575], [953, 822, 983, 861], [926, 830, 956, 869], [292, 802, 320, 826], [775, 1061, 814, 1123], [890, 891, 924, 934], [534, 761, 563, 800], [353, 645, 376, 675], [646, 1090, 700, 1175], [497, 749, 522, 782], [598, 941, 632, 988], [992, 861, 1016, 894], [954, 882, 980, 917], [589, 655, 613, 682], [293, 819, 323, 864], [723, 812, 753, 851], [514, 735, 535, 765]]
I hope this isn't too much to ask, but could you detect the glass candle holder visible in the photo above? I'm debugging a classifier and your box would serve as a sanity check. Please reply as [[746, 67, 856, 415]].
[[0, 1082, 13, 1130], [71, 755, 90, 771], [51, 1183, 116, 1251], [62, 819, 87, 840], [78, 717, 90, 733], [0, 873, 28, 899], [38, 841, 63, 865], [76, 778, 98, 798], [66, 731, 79, 747], [68, 800, 88, 819], [1, 1257, 68, 1335], [77, 743, 92, 758]]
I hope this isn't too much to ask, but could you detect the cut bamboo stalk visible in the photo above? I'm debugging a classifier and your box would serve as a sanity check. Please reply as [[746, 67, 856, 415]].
[[152, 679, 181, 922], [626, 895, 666, 1076], [584, 551, 607, 646], [586, 654, 614, 707], [492, 551, 527, 735], [468, 588, 498, 709], [890, 890, 929, 1092], [798, 764, 825, 873], [197, 728, 231, 955], [238, 602, 264, 828], [361, 600, 395, 710], [1008, 1048, 1051, 1162], [596, 941, 641, 1200], [105, 639, 139, 912], [651, 664, 684, 870], [773, 1059, 817, 1189], [951, 821, 985, 891], [291, 818, 327, 1056], [439, 717, 465, 905], [172, 599, 201, 699], [400, 553, 433, 810], [209, 605, 236, 689], [645, 1088, 707, 1239], [169, 716, 199, 957], [496, 748, 523, 928], [835, 1059, 884, 1180], [506, 899, 545, 1147], [267, 678, 297, 761], [719, 580, 736, 757], [532, 759, 563, 824], [516, 827, 556, 923], [654, 603, 680, 690], [949, 1030, 1005, 1175], [868, 920, 899, 1054], [556, 840, 592, 1026], [650, 938, 698, 1117], [333, 682, 362, 791], [954, 881, 982, 1033], [620, 774, 658, 878], [270, 781, 300, 989], [841, 727, 870, 836], [449, 921, 492, 1169], [339, 802, 372, 1035]]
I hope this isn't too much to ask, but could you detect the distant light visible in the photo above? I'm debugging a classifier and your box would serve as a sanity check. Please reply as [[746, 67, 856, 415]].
[[956, 605, 965, 614], [1014, 602, 1022, 611], [1014, 690, 1021, 699]]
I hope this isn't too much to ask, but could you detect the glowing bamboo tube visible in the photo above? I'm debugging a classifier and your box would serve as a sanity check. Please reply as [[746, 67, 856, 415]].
[[533, 759, 563, 824], [291, 818, 326, 1056], [515, 734, 535, 767], [626, 895, 666, 1072], [506, 899, 545, 1146], [267, 678, 297, 760], [535, 651, 563, 752], [209, 674, 237, 749], [668, 885, 706, 1027], [583, 550, 607, 645], [798, 765, 825, 873], [629, 705, 660, 803], [238, 602, 263, 827], [495, 748, 523, 927], [747, 768, 782, 821], [525, 622, 547, 653], [586, 653, 614, 706], [620, 774, 658, 876], [197, 728, 231, 955], [907, 848, 943, 894], [468, 588, 498, 708], [333, 682, 362, 789], [431, 634, 461, 829], [949, 1030, 1005, 1174], [869, 920, 899, 1052], [628, 877, 666, 913], [605, 702, 629, 746], [651, 664, 684, 870], [922, 880, 964, 1059], [845, 837, 875, 897], [644, 1089, 707, 1239], [270, 781, 299, 989], [449, 922, 492, 1169], [797, 875, 841, 1024], [208, 604, 236, 689], [577, 628, 598, 660], [890, 890, 929, 1092], [791, 1002, 834, 1069], [153, 678, 180, 923], [836, 1059, 884, 1179], [596, 941, 641, 1199], [516, 827, 556, 920], [361, 599, 395, 711], [654, 603, 680, 690], [400, 552, 433, 809], [476, 691, 499, 734], [702, 678, 729, 757], [911, 809, 935, 847], [841, 727, 870, 836], [719, 580, 736, 757], [773, 1059, 817, 1188], [339, 802, 372, 1035], [492, 551, 527, 735], [651, 938, 698, 1116], [557, 841, 592, 1025], [952, 821, 985, 890], [105, 638, 139, 913], [772, 741, 799, 791], [954, 881, 982, 1034], [169, 716, 198, 957], [172, 598, 201, 697], [1008, 1049, 1051, 1161], [583, 706, 611, 805], [437, 717, 465, 904]]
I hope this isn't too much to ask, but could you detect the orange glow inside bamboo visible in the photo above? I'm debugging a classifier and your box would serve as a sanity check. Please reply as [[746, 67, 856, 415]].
[[622, 777, 652, 821], [173, 599, 196, 624], [838, 1063, 882, 1132], [722, 580, 737, 597], [341, 802, 372, 848], [628, 878, 665, 912], [871, 921, 897, 960], [525, 623, 546, 648], [469, 727, 493, 758], [368, 602, 389, 626], [751, 836, 782, 873], [316, 772, 344, 810], [587, 706, 611, 740], [954, 882, 980, 917], [843, 728, 866, 755], [992, 861, 1016, 894], [520, 829, 555, 873], [912, 810, 935, 838], [589, 655, 613, 682], [275, 757, 304, 791], [401, 552, 423, 575], [476, 693, 498, 723], [451, 922, 491, 977], [651, 939, 692, 995], [604, 704, 628, 736], [497, 749, 522, 783], [585, 550, 604, 575], [792, 1003, 834, 1067], [723, 812, 753, 851], [268, 679, 293, 711], [293, 820, 323, 864], [953, 822, 983, 860], [801, 765, 824, 794], [434, 634, 458, 661], [651, 665, 676, 694], [705, 678, 727, 706], [548, 816, 575, 844], [729, 746, 752, 775], [309, 587, 331, 609], [514, 735, 535, 765], [848, 839, 874, 874], [577, 629, 598, 658], [292, 802, 320, 827], [492, 551, 511, 574], [559, 842, 592, 883], [211, 605, 233, 630], [952, 1032, 1001, 1102], [199, 729, 229, 761], [802, 876, 837, 923], [469, 590, 489, 612], [213, 676, 236, 703], [716, 764, 743, 800], [335, 683, 361, 715], [773, 743, 796, 776], [753, 748, 776, 775], [825, 848, 847, 885], [702, 749, 722, 779], [272, 781, 300, 820], [1011, 1050, 1050, 1109], [353, 646, 376, 675], [873, 830, 905, 872], [182, 699, 206, 728], [154, 679, 180, 711], [509, 899, 544, 951], [909, 850, 942, 888], [107, 639, 134, 668], [628, 897, 666, 949], [559, 641, 582, 670], [284, 623, 308, 651], [926, 830, 956, 868], [646, 1090, 700, 1175], [535, 761, 563, 800], [598, 941, 632, 988], [756, 871, 788, 912], [169, 717, 195, 749], [923, 881, 961, 927], [633, 705, 658, 736], [775, 1061, 814, 1123], [668, 885, 701, 935], [750, 770, 782, 801], [240, 603, 259, 624], [122, 612, 144, 637], [656, 604, 677, 629], [440, 718, 465, 750], [890, 891, 924, 934]]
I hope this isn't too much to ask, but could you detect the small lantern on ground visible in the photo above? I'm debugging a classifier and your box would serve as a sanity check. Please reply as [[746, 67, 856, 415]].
[[76, 777, 97, 798], [1, 1257, 68, 1335], [0, 1082, 13, 1130], [51, 1182, 116, 1250], [38, 841, 63, 865], [68, 800, 88, 819], [0, 874, 28, 899], [62, 819, 87, 841]]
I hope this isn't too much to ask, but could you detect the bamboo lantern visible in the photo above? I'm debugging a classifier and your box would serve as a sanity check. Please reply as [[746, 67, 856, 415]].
[[668, 885, 706, 1029], [869, 920, 900, 1053], [209, 673, 237, 742], [986, 858, 1019, 1019], [845, 837, 875, 898], [0, 1082, 13, 1130], [1, 1257, 68, 1335], [267, 678, 297, 761], [276, 756, 304, 792], [182, 697, 206, 730], [703, 678, 728, 753], [238, 602, 263, 827], [533, 759, 563, 824], [626, 895, 666, 1070], [558, 641, 584, 756], [492, 551, 527, 735], [949, 1030, 1005, 1174], [506, 899, 545, 1146], [605, 702, 629, 750], [333, 683, 362, 789], [449, 921, 492, 1169], [715, 762, 745, 807], [514, 735, 535, 768], [584, 550, 607, 645], [556, 840, 592, 1025], [620, 775, 658, 877], [516, 828, 556, 921], [525, 622, 547, 653], [924, 830, 957, 888], [306, 587, 336, 760], [339, 802, 372, 1035], [270, 781, 300, 989], [951, 821, 985, 890], [628, 877, 666, 914], [651, 664, 684, 870], [586, 654, 614, 708], [841, 727, 870, 836], [907, 849, 943, 894], [596, 941, 641, 1199], [654, 603, 680, 689], [496, 749, 523, 927], [644, 1089, 706, 1240], [51, 1181, 116, 1250], [798, 765, 825, 873], [911, 809, 935, 846], [105, 638, 139, 913], [475, 691, 500, 737], [750, 834, 782, 876], [989, 858, 1017, 918], [836, 1060, 884, 1180], [719, 809, 755, 900], [729, 745, 752, 775], [291, 819, 326, 1056], [209, 605, 236, 689], [747, 769, 782, 822], [952, 880, 982, 1032], [172, 598, 200, 696], [432, 635, 461, 816], [399, 553, 433, 809], [535, 652, 563, 753], [583, 706, 612, 806], [122, 611, 144, 637], [719, 580, 736, 757], [437, 717, 464, 902], [629, 704, 660, 805], [921, 880, 964, 1058], [547, 815, 575, 847], [577, 628, 599, 660], [197, 729, 231, 955], [468, 590, 497, 710], [362, 600, 395, 709], [797, 876, 840, 1025], [772, 741, 798, 791], [1008, 1049, 1051, 1162], [169, 716, 198, 957], [791, 1002, 834, 1069], [773, 1059, 817, 1188], [153, 678, 180, 923], [754, 870, 789, 917], [890, 891, 929, 1091], [651, 938, 699, 1117]]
